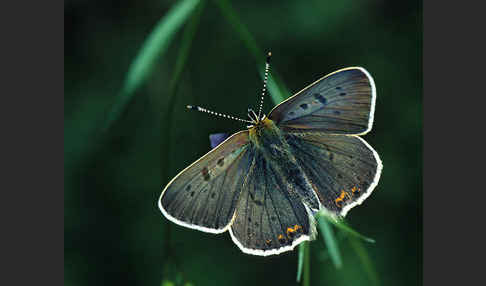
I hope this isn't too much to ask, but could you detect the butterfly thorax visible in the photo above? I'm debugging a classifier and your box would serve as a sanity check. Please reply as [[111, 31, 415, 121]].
[[248, 117, 299, 166], [248, 118, 278, 145]]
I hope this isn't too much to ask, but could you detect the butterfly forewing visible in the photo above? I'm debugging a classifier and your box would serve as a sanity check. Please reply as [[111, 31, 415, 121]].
[[229, 149, 316, 256], [285, 132, 382, 216], [159, 131, 253, 233], [268, 67, 376, 135]]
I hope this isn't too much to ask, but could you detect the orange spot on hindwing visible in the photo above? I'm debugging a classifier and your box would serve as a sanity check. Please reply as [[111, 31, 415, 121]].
[[286, 225, 303, 239], [335, 186, 362, 208], [335, 190, 349, 208]]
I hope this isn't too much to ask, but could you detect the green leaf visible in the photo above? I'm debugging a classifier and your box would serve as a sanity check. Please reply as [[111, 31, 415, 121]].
[[104, 0, 201, 130], [316, 212, 343, 269]]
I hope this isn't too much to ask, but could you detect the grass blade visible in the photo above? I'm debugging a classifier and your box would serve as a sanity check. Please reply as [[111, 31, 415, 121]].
[[296, 242, 305, 283], [303, 241, 310, 286], [214, 0, 290, 103], [325, 217, 376, 243], [263, 70, 286, 104], [317, 213, 342, 269], [104, 0, 201, 130], [168, 1, 205, 96], [348, 236, 380, 286], [161, 0, 205, 186]]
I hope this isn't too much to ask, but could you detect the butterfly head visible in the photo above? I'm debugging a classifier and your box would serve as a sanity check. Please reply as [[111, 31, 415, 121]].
[[248, 116, 276, 143]]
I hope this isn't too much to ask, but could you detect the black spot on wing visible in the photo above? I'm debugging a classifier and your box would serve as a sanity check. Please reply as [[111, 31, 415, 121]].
[[313, 93, 327, 105], [201, 166, 210, 181]]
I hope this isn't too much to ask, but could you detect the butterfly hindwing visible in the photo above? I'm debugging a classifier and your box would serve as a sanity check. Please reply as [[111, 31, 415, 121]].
[[229, 148, 316, 256], [268, 67, 376, 135], [285, 132, 382, 217], [159, 131, 253, 233]]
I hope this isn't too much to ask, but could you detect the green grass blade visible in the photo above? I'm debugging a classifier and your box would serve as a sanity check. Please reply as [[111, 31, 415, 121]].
[[317, 213, 343, 269], [303, 241, 310, 286], [104, 0, 201, 130], [296, 242, 305, 283], [161, 0, 205, 183], [262, 71, 286, 105], [214, 0, 290, 103], [169, 0, 205, 96], [348, 236, 380, 286], [325, 217, 376, 243]]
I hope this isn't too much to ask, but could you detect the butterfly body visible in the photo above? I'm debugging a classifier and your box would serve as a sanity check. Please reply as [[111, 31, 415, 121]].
[[159, 67, 382, 256], [248, 118, 322, 212]]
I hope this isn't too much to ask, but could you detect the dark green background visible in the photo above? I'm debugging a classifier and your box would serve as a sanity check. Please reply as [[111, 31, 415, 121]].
[[65, 0, 422, 285]]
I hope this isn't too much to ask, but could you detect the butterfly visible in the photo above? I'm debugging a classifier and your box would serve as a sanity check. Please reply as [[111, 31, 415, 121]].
[[158, 53, 382, 256]]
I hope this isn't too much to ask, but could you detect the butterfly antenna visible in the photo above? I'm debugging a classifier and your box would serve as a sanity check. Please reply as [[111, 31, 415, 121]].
[[186, 105, 253, 124], [257, 51, 272, 120]]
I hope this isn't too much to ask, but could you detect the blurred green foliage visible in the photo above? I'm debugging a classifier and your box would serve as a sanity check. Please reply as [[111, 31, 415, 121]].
[[65, 0, 422, 285]]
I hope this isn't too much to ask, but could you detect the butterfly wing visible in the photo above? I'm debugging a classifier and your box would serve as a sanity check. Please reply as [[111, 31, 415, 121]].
[[159, 130, 253, 233], [229, 148, 317, 256], [284, 132, 382, 217], [268, 67, 376, 135]]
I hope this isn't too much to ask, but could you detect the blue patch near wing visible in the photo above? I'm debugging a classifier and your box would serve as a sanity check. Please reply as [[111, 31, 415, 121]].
[[209, 133, 230, 149]]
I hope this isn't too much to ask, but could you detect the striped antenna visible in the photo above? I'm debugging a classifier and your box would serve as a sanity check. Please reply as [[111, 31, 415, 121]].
[[187, 105, 253, 124], [257, 52, 272, 120]]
